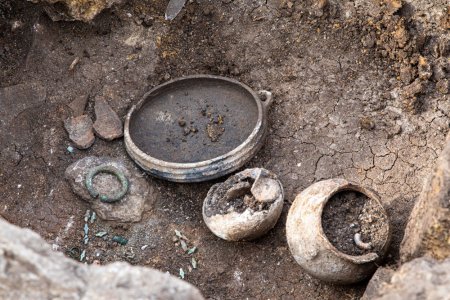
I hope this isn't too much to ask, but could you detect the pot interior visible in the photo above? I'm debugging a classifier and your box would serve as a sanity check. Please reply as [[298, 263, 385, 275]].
[[321, 189, 390, 257], [129, 77, 259, 163]]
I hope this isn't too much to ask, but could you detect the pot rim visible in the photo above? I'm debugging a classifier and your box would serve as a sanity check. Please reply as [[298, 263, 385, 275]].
[[318, 181, 391, 264], [124, 74, 266, 169]]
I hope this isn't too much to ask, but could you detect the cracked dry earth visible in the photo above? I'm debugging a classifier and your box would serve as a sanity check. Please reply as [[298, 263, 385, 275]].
[[0, 0, 449, 299]]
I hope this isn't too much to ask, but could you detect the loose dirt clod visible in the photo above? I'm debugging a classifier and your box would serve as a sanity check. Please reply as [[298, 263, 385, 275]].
[[206, 113, 225, 142], [322, 191, 390, 256]]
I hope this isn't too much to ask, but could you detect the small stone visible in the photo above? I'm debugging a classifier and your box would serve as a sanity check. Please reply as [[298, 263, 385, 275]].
[[251, 5, 270, 21], [230, 67, 240, 76], [203, 6, 212, 16], [440, 9, 450, 30], [311, 0, 327, 17], [385, 0, 402, 15], [436, 79, 449, 94], [142, 16, 154, 27], [64, 115, 95, 149], [418, 56, 432, 80], [399, 65, 415, 84], [392, 25, 409, 48], [387, 124, 402, 138], [360, 116, 375, 130], [361, 32, 376, 49], [178, 118, 186, 127], [431, 58, 449, 82], [11, 20, 23, 31], [68, 94, 89, 117], [402, 79, 424, 98], [438, 37, 449, 57], [93, 98, 123, 141]]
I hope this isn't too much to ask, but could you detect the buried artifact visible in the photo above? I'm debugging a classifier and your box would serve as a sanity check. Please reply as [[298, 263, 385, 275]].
[[124, 75, 273, 182], [202, 168, 284, 241], [286, 178, 391, 284]]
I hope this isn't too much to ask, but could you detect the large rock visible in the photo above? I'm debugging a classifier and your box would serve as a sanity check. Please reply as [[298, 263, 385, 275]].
[[362, 267, 394, 300], [362, 257, 450, 300], [400, 132, 450, 261], [0, 218, 203, 300], [65, 156, 155, 222], [28, 0, 123, 22]]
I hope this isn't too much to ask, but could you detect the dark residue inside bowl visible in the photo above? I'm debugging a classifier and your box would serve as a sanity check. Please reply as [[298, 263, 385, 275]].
[[129, 78, 259, 163]]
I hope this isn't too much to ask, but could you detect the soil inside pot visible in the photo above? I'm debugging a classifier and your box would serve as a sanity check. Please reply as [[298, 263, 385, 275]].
[[321, 191, 390, 256]]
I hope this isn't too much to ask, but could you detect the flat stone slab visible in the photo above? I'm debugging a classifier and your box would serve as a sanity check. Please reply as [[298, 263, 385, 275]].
[[64, 115, 95, 149], [65, 156, 155, 222], [93, 98, 123, 141], [0, 218, 203, 300]]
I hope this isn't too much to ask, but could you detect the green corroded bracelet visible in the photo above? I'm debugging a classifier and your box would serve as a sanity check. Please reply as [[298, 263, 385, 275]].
[[85, 164, 128, 203]]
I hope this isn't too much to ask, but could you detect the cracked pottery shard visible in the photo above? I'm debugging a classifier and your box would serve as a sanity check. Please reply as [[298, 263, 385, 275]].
[[65, 156, 156, 222], [0, 218, 204, 300], [68, 94, 89, 117], [64, 115, 95, 149], [93, 98, 123, 141]]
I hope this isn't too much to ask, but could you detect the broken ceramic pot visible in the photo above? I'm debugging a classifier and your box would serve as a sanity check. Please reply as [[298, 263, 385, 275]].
[[286, 178, 391, 284], [202, 168, 284, 241]]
